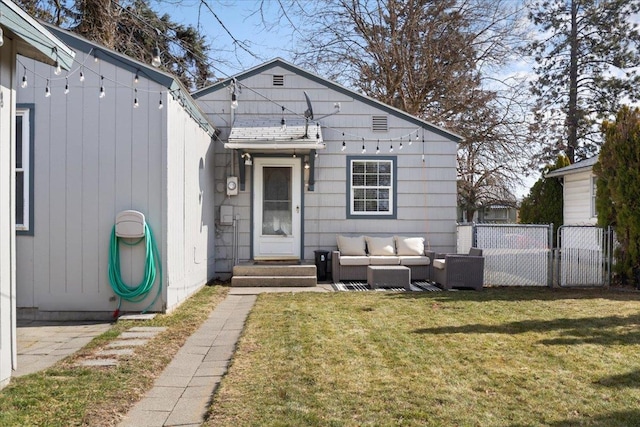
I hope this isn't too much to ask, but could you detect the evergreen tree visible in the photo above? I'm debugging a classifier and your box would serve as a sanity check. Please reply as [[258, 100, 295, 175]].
[[527, 0, 640, 164], [593, 106, 640, 284], [519, 155, 569, 245], [15, 0, 213, 90]]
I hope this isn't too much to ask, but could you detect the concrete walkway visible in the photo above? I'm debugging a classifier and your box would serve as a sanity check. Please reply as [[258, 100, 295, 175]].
[[16, 321, 112, 377], [119, 285, 333, 427]]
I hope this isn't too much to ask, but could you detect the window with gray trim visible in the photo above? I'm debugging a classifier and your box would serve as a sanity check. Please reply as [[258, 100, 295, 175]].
[[16, 106, 33, 233], [348, 157, 395, 217]]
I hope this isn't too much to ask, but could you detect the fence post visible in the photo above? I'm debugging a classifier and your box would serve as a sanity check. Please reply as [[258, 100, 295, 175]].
[[548, 223, 554, 287]]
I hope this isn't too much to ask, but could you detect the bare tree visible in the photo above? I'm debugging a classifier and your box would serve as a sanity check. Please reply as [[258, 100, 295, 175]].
[[259, 0, 532, 220]]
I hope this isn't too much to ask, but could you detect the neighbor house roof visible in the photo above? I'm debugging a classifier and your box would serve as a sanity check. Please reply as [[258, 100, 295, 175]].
[[40, 23, 216, 137], [191, 58, 463, 143], [546, 155, 599, 178], [0, 0, 75, 68]]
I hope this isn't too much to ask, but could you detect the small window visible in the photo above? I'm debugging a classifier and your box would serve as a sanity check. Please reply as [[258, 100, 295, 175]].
[[16, 106, 33, 233], [372, 115, 388, 132], [272, 75, 284, 86], [347, 156, 396, 218]]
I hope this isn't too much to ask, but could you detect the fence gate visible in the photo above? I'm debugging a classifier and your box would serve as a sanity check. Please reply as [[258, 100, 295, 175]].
[[474, 224, 552, 287], [557, 226, 609, 287]]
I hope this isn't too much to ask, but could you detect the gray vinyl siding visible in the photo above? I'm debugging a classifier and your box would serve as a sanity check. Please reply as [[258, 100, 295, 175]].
[[15, 49, 215, 315], [196, 62, 458, 276]]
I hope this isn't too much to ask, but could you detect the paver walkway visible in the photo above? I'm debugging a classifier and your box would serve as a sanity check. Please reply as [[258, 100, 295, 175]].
[[118, 294, 257, 427]]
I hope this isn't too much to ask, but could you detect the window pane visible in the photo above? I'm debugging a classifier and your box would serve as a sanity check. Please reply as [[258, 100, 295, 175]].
[[379, 174, 391, 186], [353, 174, 364, 186], [379, 200, 389, 212], [366, 201, 378, 211], [16, 116, 23, 169], [354, 200, 365, 212], [353, 162, 365, 173], [379, 162, 391, 173], [379, 189, 389, 199], [16, 172, 24, 225], [366, 189, 378, 199], [354, 188, 364, 199], [262, 167, 291, 235], [365, 175, 378, 186]]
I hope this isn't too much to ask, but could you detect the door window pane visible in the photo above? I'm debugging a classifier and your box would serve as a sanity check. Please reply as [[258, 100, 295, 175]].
[[262, 167, 292, 235]]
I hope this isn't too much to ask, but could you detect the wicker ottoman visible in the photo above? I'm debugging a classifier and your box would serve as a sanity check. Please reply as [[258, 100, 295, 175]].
[[367, 265, 411, 290]]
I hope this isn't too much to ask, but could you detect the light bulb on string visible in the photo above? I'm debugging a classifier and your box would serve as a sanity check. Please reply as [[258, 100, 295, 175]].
[[231, 93, 238, 109], [54, 60, 62, 76], [45, 79, 51, 98], [133, 88, 139, 108], [376, 140, 380, 154], [341, 133, 346, 152], [64, 78, 69, 95], [21, 67, 27, 88], [399, 137, 403, 150], [158, 92, 163, 110], [99, 76, 105, 99], [151, 46, 161, 67], [79, 69, 85, 82], [389, 142, 394, 153], [280, 106, 286, 131], [134, 70, 139, 84], [361, 139, 366, 154], [316, 123, 320, 140]]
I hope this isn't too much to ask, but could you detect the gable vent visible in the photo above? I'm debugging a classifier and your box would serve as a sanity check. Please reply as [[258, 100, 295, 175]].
[[272, 75, 284, 86], [372, 115, 388, 132]]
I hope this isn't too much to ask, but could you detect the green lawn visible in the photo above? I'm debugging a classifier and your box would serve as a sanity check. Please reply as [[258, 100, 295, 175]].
[[206, 288, 640, 426]]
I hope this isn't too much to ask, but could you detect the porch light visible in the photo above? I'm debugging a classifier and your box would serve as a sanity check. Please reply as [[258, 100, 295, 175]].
[[231, 93, 238, 109], [243, 153, 252, 165], [304, 159, 310, 169]]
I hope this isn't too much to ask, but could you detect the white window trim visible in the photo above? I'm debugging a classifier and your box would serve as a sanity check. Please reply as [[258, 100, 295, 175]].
[[16, 108, 30, 232], [348, 157, 396, 218]]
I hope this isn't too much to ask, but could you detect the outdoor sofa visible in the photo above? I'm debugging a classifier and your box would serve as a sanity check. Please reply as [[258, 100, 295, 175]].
[[432, 247, 485, 290], [331, 235, 434, 283]]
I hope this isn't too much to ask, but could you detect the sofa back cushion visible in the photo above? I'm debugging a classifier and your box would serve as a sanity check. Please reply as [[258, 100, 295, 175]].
[[395, 236, 425, 256], [337, 235, 367, 256], [365, 236, 396, 256]]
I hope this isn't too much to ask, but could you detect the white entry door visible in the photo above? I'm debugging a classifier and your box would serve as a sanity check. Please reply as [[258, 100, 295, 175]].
[[253, 157, 302, 260]]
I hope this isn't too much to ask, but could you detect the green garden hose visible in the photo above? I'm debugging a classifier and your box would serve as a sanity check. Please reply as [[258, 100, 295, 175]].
[[108, 222, 162, 317]]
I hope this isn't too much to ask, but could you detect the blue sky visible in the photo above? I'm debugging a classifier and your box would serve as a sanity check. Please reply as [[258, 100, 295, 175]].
[[156, 0, 298, 78]]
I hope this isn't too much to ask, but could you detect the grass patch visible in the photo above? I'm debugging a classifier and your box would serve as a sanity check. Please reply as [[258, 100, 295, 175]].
[[206, 288, 640, 426], [0, 284, 228, 427]]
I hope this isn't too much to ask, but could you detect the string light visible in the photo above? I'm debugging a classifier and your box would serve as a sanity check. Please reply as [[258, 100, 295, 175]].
[[64, 78, 69, 95], [399, 137, 403, 150], [21, 66, 28, 88], [280, 106, 286, 131], [361, 138, 366, 154], [133, 88, 139, 108], [134, 70, 139, 84], [54, 60, 62, 76], [45, 79, 51, 97], [389, 142, 394, 153], [158, 92, 163, 110], [151, 46, 161, 67], [341, 133, 346, 151], [79, 68, 85, 82], [99, 76, 105, 98], [376, 140, 380, 154]]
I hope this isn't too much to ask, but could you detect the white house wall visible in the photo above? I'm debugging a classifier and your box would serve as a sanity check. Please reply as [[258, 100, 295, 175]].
[[196, 63, 457, 276], [563, 170, 597, 225], [164, 95, 215, 311], [15, 51, 214, 317], [1, 37, 18, 389]]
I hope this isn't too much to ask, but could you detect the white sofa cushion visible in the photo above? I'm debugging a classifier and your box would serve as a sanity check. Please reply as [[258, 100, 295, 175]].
[[337, 235, 366, 256], [433, 259, 446, 270], [339, 256, 370, 266], [395, 236, 425, 256], [369, 256, 400, 265], [365, 236, 396, 256], [399, 256, 431, 266]]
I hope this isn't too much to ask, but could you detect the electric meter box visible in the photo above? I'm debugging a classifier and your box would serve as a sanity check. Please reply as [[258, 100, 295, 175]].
[[220, 205, 234, 225], [226, 176, 239, 196]]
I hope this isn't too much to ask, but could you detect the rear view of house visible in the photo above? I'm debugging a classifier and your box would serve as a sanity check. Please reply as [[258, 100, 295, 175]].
[[192, 59, 462, 278]]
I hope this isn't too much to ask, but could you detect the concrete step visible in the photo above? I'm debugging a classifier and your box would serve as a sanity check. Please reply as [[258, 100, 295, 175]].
[[233, 264, 316, 277], [231, 275, 317, 287]]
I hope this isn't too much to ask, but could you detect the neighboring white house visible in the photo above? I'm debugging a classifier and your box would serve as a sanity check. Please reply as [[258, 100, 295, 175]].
[[545, 155, 599, 225], [191, 59, 462, 277], [1, 0, 74, 389], [15, 25, 217, 320]]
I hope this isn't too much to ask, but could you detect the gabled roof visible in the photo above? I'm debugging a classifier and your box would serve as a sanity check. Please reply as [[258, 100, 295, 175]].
[[546, 155, 599, 178], [192, 58, 463, 143], [40, 23, 216, 137], [0, 0, 74, 69]]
